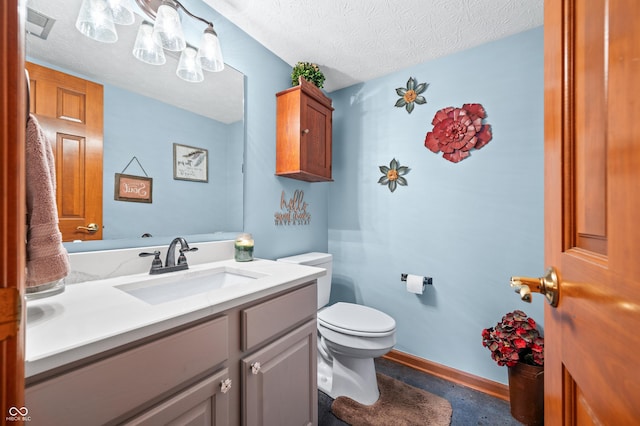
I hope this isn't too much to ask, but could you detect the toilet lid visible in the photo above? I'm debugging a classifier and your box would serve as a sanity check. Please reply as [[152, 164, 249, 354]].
[[318, 302, 396, 336]]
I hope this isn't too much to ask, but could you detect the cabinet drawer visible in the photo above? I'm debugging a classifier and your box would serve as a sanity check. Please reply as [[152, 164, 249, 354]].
[[242, 283, 316, 351], [26, 316, 228, 426]]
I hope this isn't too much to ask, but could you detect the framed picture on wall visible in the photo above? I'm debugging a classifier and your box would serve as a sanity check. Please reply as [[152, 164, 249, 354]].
[[114, 173, 153, 203], [173, 143, 208, 182]]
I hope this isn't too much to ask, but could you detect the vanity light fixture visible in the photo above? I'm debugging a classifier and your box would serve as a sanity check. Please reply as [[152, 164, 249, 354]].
[[109, 0, 136, 25], [75, 0, 119, 43], [152, 0, 186, 51], [132, 21, 166, 65], [75, 0, 225, 82], [176, 46, 204, 82]]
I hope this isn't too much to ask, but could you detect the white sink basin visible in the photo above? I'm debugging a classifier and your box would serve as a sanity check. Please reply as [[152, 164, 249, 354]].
[[115, 266, 265, 305]]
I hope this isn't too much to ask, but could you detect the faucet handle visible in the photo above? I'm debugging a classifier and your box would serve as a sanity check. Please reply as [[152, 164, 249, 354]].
[[139, 251, 163, 270], [177, 247, 198, 265]]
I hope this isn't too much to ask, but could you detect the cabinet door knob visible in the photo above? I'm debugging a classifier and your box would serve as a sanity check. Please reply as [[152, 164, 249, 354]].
[[302, 128, 310, 135], [250, 362, 261, 374], [220, 378, 232, 393]]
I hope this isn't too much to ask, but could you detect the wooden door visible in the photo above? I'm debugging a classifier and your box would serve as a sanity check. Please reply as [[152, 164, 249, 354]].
[[25, 62, 104, 242], [544, 0, 640, 424], [1, 0, 26, 418]]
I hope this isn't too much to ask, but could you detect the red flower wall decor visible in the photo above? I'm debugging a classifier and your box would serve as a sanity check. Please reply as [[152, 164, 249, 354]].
[[424, 103, 492, 163]]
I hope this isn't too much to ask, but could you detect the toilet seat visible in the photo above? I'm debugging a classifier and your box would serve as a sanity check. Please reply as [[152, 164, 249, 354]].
[[318, 302, 396, 337]]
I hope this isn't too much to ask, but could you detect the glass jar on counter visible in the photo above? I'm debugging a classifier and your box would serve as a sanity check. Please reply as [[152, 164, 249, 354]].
[[234, 233, 254, 262]]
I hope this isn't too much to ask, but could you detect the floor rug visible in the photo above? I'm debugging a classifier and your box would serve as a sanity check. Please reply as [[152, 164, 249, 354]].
[[331, 373, 453, 426]]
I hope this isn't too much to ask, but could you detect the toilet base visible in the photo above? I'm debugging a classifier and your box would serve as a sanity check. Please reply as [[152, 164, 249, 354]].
[[318, 351, 380, 406]]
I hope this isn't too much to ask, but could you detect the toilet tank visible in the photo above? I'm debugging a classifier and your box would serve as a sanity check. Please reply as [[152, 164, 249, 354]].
[[277, 252, 332, 309]]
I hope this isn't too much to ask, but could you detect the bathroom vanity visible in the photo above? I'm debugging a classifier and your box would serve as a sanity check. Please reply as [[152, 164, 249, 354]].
[[24, 242, 323, 426]]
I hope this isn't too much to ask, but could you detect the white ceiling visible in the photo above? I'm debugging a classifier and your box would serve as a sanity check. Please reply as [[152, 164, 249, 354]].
[[204, 0, 544, 92], [25, 0, 543, 120]]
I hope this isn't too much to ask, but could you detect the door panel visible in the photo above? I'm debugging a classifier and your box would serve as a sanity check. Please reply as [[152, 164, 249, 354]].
[[25, 62, 103, 241], [1, 0, 26, 416], [544, 0, 640, 424], [301, 96, 330, 177]]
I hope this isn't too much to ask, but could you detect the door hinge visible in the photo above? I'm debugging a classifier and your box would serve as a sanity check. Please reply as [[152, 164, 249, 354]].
[[0, 288, 21, 341]]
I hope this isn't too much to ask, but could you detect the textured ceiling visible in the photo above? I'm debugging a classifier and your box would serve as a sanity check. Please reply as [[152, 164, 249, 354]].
[[26, 0, 244, 123], [25, 0, 543, 119], [205, 0, 544, 92]]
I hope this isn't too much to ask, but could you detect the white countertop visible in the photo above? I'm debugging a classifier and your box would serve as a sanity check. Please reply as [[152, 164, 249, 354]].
[[25, 258, 324, 379]]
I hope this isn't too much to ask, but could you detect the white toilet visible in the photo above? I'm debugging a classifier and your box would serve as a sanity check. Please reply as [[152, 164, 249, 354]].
[[277, 252, 396, 405]]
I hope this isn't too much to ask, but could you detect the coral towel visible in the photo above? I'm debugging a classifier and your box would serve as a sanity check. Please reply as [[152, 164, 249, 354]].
[[25, 114, 70, 287]]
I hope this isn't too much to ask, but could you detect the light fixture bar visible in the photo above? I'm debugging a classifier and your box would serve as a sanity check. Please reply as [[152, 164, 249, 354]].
[[76, 0, 225, 82], [135, 0, 214, 28]]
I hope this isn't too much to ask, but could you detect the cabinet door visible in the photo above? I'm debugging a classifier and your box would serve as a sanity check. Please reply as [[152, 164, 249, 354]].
[[125, 369, 230, 426], [242, 319, 317, 426], [300, 95, 332, 179]]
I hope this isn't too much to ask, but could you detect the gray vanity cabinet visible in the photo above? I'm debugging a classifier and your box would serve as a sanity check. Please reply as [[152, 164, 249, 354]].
[[25, 316, 231, 425], [25, 281, 317, 426], [240, 283, 318, 425]]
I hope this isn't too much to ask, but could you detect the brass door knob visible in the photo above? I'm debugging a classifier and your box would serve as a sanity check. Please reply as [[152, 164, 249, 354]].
[[76, 223, 99, 233], [510, 267, 559, 307]]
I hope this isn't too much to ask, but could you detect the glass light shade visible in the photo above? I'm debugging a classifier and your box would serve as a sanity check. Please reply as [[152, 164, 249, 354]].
[[152, 1, 186, 51], [107, 0, 135, 25], [176, 47, 204, 83], [75, 0, 118, 43], [197, 26, 224, 72], [132, 22, 166, 65]]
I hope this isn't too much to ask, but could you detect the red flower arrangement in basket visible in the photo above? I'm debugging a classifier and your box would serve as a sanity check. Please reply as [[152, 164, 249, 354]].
[[482, 310, 544, 367]]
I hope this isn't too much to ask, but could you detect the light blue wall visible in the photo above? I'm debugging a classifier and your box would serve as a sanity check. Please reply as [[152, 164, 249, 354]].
[[36, 0, 545, 384], [193, 2, 331, 259], [103, 85, 242, 239], [327, 27, 545, 385], [26, 57, 243, 241]]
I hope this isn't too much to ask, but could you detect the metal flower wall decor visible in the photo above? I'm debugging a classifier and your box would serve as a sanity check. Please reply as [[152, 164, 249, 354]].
[[378, 158, 410, 192], [394, 77, 428, 114], [424, 103, 492, 163]]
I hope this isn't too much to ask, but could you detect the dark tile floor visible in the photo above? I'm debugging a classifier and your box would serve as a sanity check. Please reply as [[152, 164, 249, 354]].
[[318, 358, 524, 425]]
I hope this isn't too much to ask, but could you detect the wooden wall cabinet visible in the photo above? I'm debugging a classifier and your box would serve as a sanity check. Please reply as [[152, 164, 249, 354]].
[[25, 282, 318, 426], [276, 77, 334, 182]]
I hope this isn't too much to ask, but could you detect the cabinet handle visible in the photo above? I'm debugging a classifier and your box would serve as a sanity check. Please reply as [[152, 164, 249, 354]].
[[250, 362, 261, 374], [220, 378, 232, 394], [301, 128, 310, 135]]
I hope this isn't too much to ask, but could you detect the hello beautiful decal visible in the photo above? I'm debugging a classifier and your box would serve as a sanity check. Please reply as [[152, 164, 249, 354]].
[[275, 190, 311, 226]]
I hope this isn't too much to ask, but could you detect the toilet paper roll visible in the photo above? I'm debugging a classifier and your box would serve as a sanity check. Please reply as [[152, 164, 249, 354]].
[[406, 274, 424, 295]]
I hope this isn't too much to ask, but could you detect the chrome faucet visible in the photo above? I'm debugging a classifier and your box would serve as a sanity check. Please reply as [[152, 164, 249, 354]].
[[139, 237, 198, 275], [166, 237, 197, 268]]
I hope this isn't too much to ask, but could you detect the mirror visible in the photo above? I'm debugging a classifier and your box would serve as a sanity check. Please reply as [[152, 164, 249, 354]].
[[25, 0, 244, 252]]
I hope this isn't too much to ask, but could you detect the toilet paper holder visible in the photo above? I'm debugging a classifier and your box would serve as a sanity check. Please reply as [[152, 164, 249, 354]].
[[400, 274, 433, 286]]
